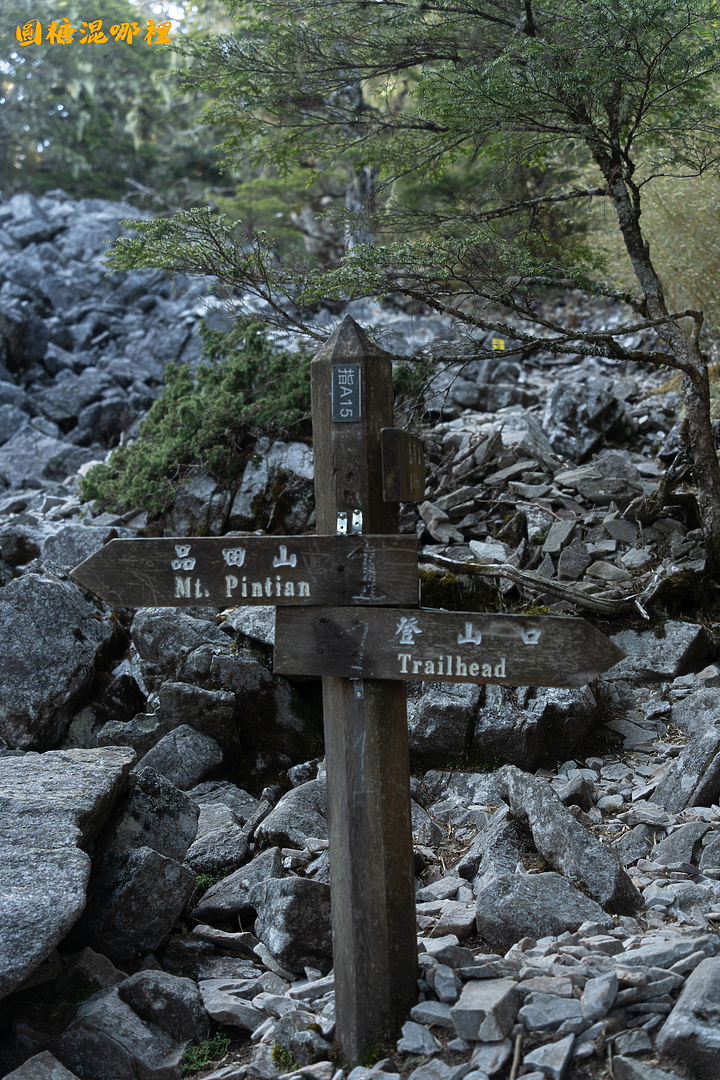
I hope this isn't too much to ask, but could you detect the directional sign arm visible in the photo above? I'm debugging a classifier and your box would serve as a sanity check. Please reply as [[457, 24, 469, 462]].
[[70, 535, 418, 609], [274, 607, 627, 687]]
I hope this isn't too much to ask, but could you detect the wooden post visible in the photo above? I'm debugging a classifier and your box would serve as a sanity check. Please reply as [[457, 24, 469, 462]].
[[311, 316, 418, 1062]]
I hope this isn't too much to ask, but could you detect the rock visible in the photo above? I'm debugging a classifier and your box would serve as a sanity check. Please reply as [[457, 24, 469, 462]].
[[0, 747, 135, 999], [542, 375, 625, 460], [192, 846, 283, 924], [607, 622, 711, 683], [409, 1001, 455, 1029], [163, 471, 231, 536], [397, 1021, 440, 1055], [420, 501, 464, 544], [153, 682, 239, 760], [652, 723, 720, 812], [0, 565, 117, 749], [457, 805, 523, 883], [522, 1033, 575, 1080], [472, 685, 601, 771], [131, 608, 230, 668], [656, 956, 720, 1079], [408, 684, 481, 767], [671, 687, 720, 737], [42, 524, 137, 571], [474, 872, 608, 953], [76, 846, 195, 967], [55, 982, 189, 1080], [185, 824, 250, 875], [650, 822, 710, 866], [619, 935, 718, 969], [188, 780, 259, 824], [250, 878, 332, 975], [223, 606, 276, 647], [255, 780, 327, 849], [116, 969, 211, 1043], [542, 520, 575, 555], [517, 993, 582, 1031], [104, 767, 199, 862], [469, 1038, 512, 1075], [580, 972, 618, 1022], [199, 978, 270, 1032], [137, 725, 224, 790], [451, 979, 519, 1040], [495, 765, 641, 913], [0, 424, 99, 488], [3, 1053, 80, 1079], [557, 543, 592, 580]]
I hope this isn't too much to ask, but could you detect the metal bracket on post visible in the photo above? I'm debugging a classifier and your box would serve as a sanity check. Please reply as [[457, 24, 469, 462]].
[[351, 509, 363, 535], [351, 680, 364, 700], [336, 512, 348, 535]]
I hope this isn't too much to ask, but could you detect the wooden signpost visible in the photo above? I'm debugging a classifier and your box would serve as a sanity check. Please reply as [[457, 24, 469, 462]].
[[71, 314, 625, 1064]]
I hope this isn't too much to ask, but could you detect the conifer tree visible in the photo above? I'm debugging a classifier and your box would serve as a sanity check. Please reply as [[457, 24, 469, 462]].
[[109, 0, 720, 564]]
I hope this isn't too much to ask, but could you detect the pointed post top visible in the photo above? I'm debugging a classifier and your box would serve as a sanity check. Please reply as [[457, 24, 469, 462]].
[[313, 314, 390, 362]]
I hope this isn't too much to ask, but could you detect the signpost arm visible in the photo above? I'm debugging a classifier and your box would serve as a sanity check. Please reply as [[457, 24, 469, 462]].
[[311, 316, 418, 1063]]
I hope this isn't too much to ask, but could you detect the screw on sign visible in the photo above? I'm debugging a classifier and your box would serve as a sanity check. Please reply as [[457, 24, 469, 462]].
[[71, 315, 625, 1063]]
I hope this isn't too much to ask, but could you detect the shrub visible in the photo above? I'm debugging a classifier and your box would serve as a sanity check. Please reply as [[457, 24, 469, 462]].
[[80, 320, 312, 518]]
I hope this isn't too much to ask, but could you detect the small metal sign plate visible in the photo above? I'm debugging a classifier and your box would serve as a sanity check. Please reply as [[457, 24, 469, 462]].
[[332, 363, 361, 422]]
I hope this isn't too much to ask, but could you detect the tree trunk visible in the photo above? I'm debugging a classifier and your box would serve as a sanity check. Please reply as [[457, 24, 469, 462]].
[[682, 362, 720, 566]]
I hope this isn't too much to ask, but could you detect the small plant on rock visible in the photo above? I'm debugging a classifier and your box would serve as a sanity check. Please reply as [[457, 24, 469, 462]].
[[182, 1031, 231, 1073], [271, 1041, 298, 1074]]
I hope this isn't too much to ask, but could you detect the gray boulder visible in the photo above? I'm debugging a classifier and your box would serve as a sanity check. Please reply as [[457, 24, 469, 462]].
[[408, 684, 481, 767], [131, 608, 230, 669], [228, 438, 314, 532], [116, 969, 211, 1043], [457, 805, 524, 883], [42, 525, 135, 572], [251, 878, 332, 974], [104, 767, 199, 863], [652, 722, 720, 812], [0, 424, 99, 488], [542, 375, 625, 461], [496, 765, 641, 913], [656, 956, 720, 1080], [0, 747, 136, 999], [154, 682, 239, 760], [3, 1053, 80, 1079], [163, 471, 231, 536], [185, 824, 249, 876], [474, 872, 608, 953], [193, 846, 283, 924], [255, 779, 327, 848], [187, 781, 259, 824], [137, 725, 223, 791], [55, 982, 189, 1080], [0, 565, 117, 750], [76, 846, 195, 967], [608, 622, 711, 683], [472, 684, 601, 771], [671, 687, 720, 737]]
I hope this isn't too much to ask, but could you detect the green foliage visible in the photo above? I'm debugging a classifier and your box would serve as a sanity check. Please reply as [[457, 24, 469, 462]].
[[182, 1032, 231, 1074], [194, 868, 231, 892], [79, 320, 311, 517], [270, 1041, 297, 1074]]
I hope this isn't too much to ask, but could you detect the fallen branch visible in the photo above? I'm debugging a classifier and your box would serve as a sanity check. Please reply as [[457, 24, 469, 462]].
[[421, 552, 669, 619]]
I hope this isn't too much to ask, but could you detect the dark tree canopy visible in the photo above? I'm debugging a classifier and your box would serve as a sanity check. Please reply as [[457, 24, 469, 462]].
[[0, 0, 225, 202]]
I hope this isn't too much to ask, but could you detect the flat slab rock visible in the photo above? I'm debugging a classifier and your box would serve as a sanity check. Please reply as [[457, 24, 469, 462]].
[[0, 746, 136, 999]]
